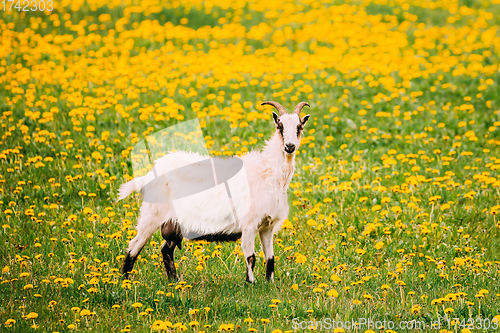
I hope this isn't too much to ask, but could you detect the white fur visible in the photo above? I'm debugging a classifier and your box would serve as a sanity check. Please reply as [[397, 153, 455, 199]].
[[119, 109, 309, 282]]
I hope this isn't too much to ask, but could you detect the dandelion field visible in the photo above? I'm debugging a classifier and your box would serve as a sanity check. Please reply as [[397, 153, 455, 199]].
[[1, 0, 500, 332]]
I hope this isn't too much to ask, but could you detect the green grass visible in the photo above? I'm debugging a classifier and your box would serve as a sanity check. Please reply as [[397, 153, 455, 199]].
[[1, 0, 500, 332]]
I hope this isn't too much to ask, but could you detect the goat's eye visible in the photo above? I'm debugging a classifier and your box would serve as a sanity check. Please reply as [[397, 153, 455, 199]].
[[297, 125, 303, 137], [277, 123, 284, 137]]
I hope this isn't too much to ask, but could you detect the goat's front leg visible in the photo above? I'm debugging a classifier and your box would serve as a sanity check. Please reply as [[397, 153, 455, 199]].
[[241, 228, 256, 283], [259, 227, 275, 281]]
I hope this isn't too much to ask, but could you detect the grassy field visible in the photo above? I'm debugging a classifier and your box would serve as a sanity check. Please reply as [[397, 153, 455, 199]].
[[1, 0, 500, 332]]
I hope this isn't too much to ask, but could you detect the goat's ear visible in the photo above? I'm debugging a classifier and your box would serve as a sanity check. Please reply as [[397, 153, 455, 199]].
[[301, 114, 310, 126], [272, 112, 280, 126]]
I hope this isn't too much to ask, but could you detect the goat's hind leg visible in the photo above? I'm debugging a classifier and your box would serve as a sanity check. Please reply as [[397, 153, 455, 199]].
[[123, 233, 152, 280], [160, 220, 182, 279], [122, 204, 167, 279]]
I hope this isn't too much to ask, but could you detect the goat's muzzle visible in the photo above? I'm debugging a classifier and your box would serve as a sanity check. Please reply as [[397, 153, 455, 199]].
[[284, 143, 296, 154]]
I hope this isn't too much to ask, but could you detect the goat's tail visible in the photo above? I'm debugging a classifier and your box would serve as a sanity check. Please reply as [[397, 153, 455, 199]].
[[118, 179, 137, 201]]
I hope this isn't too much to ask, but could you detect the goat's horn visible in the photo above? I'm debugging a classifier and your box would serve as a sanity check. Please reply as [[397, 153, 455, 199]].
[[261, 101, 287, 116], [293, 102, 310, 115]]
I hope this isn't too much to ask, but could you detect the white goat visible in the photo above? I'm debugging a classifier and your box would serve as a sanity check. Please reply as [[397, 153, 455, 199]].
[[118, 101, 310, 283]]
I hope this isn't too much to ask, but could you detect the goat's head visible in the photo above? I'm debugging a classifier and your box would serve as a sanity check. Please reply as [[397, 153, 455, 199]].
[[262, 101, 310, 156]]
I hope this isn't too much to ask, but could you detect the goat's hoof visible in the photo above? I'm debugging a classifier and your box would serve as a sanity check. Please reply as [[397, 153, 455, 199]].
[[245, 278, 255, 284]]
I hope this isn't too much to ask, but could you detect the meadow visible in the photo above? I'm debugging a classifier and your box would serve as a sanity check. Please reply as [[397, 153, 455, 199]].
[[1, 0, 500, 332]]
